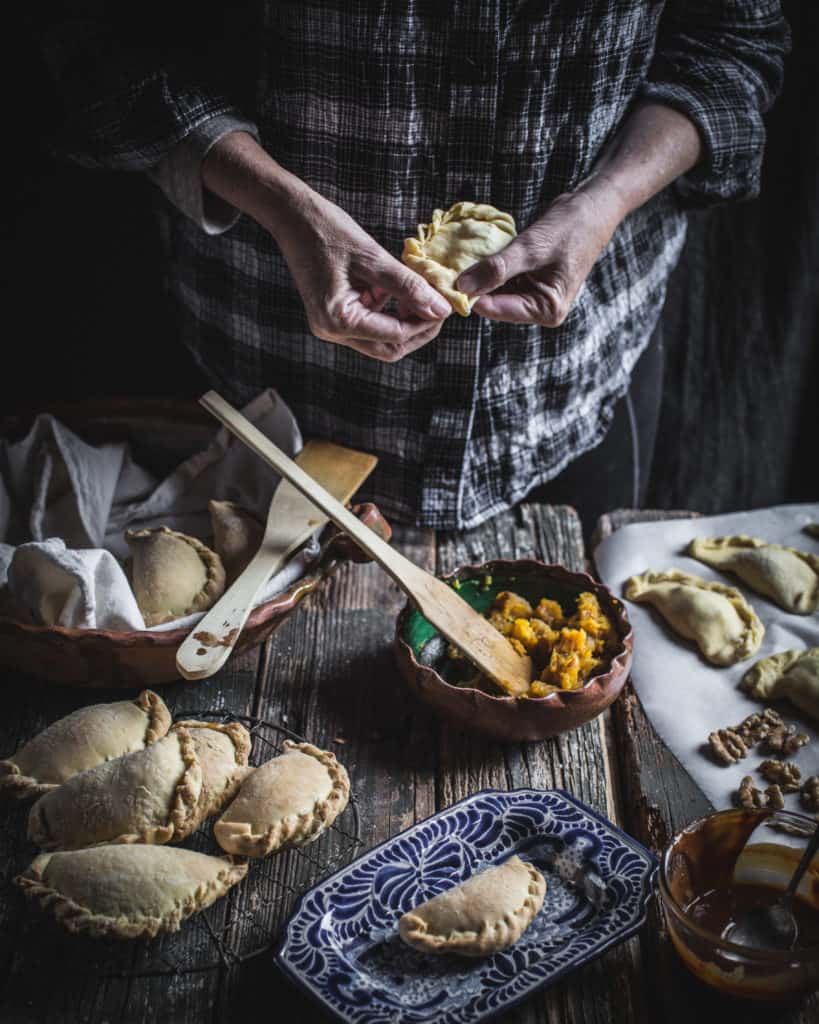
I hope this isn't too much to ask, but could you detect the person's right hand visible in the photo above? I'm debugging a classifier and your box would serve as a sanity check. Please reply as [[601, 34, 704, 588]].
[[270, 189, 451, 362]]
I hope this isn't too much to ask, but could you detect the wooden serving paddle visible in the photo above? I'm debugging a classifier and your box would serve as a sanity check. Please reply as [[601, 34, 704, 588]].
[[176, 439, 377, 681], [198, 391, 533, 696]]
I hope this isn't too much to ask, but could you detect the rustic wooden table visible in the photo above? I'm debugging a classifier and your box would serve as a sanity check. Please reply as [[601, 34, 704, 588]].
[[0, 504, 816, 1023]]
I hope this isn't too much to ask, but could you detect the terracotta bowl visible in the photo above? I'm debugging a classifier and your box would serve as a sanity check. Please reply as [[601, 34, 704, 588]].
[[394, 559, 633, 741], [0, 401, 390, 688]]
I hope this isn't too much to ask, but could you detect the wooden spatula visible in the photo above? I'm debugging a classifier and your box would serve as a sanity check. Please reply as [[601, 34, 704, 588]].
[[198, 391, 533, 696], [176, 439, 377, 680]]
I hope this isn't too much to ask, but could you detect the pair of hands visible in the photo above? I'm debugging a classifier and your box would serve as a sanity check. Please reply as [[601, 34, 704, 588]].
[[273, 186, 622, 363]]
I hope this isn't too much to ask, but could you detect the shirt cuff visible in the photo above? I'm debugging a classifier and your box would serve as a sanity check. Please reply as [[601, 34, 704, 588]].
[[147, 113, 260, 235]]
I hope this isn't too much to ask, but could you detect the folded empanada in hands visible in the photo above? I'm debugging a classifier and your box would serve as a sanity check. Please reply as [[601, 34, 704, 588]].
[[687, 535, 819, 615], [402, 202, 516, 316], [214, 740, 349, 857], [624, 569, 764, 666], [126, 526, 226, 626], [741, 647, 819, 722], [0, 690, 170, 801], [209, 500, 264, 583], [28, 721, 250, 851], [399, 855, 546, 957], [16, 845, 247, 939]]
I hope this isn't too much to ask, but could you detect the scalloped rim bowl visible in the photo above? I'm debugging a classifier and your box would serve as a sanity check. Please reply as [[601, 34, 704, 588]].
[[394, 558, 633, 741]]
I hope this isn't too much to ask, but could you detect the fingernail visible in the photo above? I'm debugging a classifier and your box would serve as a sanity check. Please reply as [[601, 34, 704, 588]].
[[456, 271, 479, 295], [426, 296, 451, 318]]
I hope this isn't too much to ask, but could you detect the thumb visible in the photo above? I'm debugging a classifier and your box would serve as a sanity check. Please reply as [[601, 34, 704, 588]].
[[378, 258, 452, 320], [456, 235, 539, 296]]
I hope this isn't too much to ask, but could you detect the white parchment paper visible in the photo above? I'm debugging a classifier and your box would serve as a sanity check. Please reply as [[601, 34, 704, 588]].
[[594, 503, 819, 811]]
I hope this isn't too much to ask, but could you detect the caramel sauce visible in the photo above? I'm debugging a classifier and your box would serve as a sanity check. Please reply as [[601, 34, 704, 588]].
[[685, 884, 819, 951]]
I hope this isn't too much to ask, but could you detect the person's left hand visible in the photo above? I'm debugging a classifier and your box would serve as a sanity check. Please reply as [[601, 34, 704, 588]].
[[455, 188, 623, 326]]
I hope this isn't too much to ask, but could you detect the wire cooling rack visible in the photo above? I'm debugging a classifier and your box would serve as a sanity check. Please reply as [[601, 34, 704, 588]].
[[7, 711, 362, 978]]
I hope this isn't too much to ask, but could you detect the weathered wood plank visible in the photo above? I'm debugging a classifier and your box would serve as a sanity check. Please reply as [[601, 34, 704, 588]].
[[598, 509, 819, 1024]]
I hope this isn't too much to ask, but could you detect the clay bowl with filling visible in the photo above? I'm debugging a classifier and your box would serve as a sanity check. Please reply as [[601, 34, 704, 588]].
[[394, 559, 633, 741], [0, 401, 390, 688]]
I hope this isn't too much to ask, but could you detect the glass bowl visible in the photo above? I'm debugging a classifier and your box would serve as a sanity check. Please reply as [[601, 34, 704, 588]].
[[658, 807, 819, 1002]]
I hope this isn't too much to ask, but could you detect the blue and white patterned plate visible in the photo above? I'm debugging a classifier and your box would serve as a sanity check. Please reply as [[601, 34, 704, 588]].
[[276, 789, 657, 1023]]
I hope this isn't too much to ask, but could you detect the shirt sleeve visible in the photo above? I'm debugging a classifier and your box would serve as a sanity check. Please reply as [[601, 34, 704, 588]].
[[639, 0, 790, 207]]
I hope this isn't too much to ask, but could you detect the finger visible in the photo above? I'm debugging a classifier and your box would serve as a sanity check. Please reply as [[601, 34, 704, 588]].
[[457, 232, 551, 297], [341, 320, 443, 362], [472, 289, 564, 326], [360, 286, 391, 314], [373, 259, 452, 320], [332, 300, 444, 345]]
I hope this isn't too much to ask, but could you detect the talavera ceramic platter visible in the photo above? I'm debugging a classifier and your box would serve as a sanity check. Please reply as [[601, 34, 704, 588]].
[[276, 789, 657, 1023]]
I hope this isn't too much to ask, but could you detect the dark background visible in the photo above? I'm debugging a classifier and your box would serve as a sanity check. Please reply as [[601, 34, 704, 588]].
[[3, 2, 817, 515]]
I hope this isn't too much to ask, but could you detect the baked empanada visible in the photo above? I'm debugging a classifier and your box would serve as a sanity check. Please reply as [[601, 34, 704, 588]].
[[125, 526, 226, 626], [208, 500, 263, 583], [624, 569, 764, 666], [402, 202, 516, 316], [687, 535, 819, 615], [214, 740, 349, 858], [398, 855, 546, 957], [16, 845, 247, 939], [0, 690, 170, 801], [741, 648, 819, 723], [28, 721, 250, 851]]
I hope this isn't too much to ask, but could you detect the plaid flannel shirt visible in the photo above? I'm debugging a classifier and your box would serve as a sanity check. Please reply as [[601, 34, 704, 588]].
[[44, 1, 788, 529]]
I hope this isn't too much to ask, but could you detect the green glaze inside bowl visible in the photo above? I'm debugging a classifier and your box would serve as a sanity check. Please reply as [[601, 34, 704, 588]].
[[400, 563, 600, 684]]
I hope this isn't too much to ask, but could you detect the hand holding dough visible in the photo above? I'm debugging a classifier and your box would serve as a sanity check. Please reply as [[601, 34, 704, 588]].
[[402, 202, 516, 316]]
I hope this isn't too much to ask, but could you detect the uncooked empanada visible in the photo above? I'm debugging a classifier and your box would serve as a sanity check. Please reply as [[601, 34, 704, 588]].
[[624, 569, 764, 666], [402, 202, 516, 316], [687, 536, 819, 615], [209, 500, 263, 582], [398, 855, 546, 957], [28, 721, 250, 851], [16, 845, 247, 939], [0, 690, 170, 801], [214, 740, 349, 857], [125, 526, 226, 626], [741, 648, 819, 722]]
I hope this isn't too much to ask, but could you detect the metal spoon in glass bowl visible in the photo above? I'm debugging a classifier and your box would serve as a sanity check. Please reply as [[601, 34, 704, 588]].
[[724, 824, 819, 951]]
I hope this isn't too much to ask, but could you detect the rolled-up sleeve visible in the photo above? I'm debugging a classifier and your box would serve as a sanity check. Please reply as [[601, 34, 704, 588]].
[[639, 0, 790, 207]]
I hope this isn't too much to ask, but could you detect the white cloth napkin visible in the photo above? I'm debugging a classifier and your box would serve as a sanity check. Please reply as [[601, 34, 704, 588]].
[[594, 503, 819, 812], [0, 390, 320, 631]]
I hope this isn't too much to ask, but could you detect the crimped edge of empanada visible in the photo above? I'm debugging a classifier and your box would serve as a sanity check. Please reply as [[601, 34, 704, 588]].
[[125, 526, 227, 627], [398, 857, 546, 957], [15, 850, 248, 940], [687, 535, 819, 613], [27, 727, 204, 850], [402, 202, 516, 317], [741, 647, 819, 700], [213, 740, 350, 858], [172, 720, 252, 818], [624, 568, 765, 664], [0, 690, 172, 803]]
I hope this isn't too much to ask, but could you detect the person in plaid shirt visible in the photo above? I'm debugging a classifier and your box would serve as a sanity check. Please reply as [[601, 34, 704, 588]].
[[42, 2, 788, 531]]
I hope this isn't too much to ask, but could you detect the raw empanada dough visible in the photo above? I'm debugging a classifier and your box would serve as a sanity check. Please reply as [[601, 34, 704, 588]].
[[214, 740, 349, 857], [624, 569, 764, 666], [28, 721, 250, 851], [398, 855, 546, 957], [402, 202, 516, 316], [741, 648, 819, 722], [209, 500, 264, 583], [125, 526, 226, 626], [0, 690, 170, 801], [16, 844, 247, 939], [687, 535, 819, 615]]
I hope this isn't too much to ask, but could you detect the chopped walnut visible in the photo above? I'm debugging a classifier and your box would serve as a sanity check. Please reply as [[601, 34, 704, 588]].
[[764, 723, 809, 756], [802, 776, 819, 813], [709, 728, 748, 765], [764, 785, 786, 810], [758, 759, 802, 793], [733, 708, 783, 745], [736, 776, 766, 809]]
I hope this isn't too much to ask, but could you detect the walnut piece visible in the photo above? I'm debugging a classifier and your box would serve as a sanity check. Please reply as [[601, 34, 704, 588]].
[[709, 728, 748, 765], [764, 723, 809, 756], [764, 784, 786, 810], [758, 759, 802, 793], [734, 708, 784, 745], [736, 776, 766, 809], [802, 776, 819, 813]]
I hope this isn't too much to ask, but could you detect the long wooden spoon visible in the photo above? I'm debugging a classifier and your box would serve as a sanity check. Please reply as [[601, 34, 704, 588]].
[[176, 440, 377, 680], [198, 391, 533, 696]]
